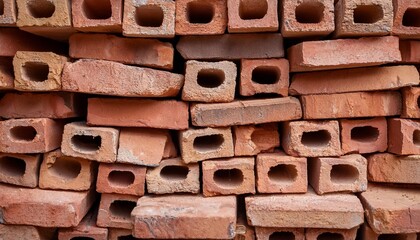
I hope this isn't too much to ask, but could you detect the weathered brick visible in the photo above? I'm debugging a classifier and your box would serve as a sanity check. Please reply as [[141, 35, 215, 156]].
[[255, 227, 304, 240], [0, 0, 17, 26], [0, 153, 41, 188], [402, 87, 420, 118], [362, 223, 417, 240], [0, 57, 13, 89], [388, 118, 420, 155], [234, 124, 279, 156], [400, 41, 420, 63], [97, 193, 138, 229], [305, 227, 358, 240], [72, 0, 122, 32], [235, 211, 255, 240], [108, 228, 137, 240], [392, 0, 420, 39], [0, 225, 56, 240], [58, 210, 108, 240]]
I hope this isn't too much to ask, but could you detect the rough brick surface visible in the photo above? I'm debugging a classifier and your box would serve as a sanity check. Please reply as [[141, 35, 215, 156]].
[[72, 0, 122, 32], [58, 210, 108, 240], [97, 193, 138, 229], [388, 118, 420, 155], [108, 228, 136, 240], [255, 227, 305, 240], [362, 223, 417, 240], [234, 124, 279, 156], [400, 41, 420, 63], [0, 225, 56, 240], [402, 87, 420, 118], [0, 0, 17, 26], [392, 0, 420, 39], [0, 57, 14, 89], [305, 227, 358, 240], [0, 153, 41, 188]]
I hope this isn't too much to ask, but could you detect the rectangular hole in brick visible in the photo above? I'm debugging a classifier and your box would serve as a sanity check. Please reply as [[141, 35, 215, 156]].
[[353, 5, 384, 23], [295, 1, 324, 23], [109, 200, 137, 219], [0, 0, 4, 15], [160, 165, 190, 181], [71, 135, 102, 152], [403, 8, 420, 27], [268, 164, 297, 184], [251, 66, 280, 84], [317, 233, 344, 240], [108, 170, 135, 187], [9, 126, 37, 141], [27, 0, 55, 18], [136, 5, 164, 27], [197, 69, 225, 88], [22, 62, 49, 82], [82, 0, 112, 19], [330, 164, 359, 184], [300, 130, 331, 147], [118, 236, 137, 240], [269, 231, 295, 240], [187, 1, 215, 24], [213, 168, 244, 188], [193, 134, 224, 152], [239, 0, 268, 20], [71, 237, 95, 240], [50, 157, 81, 180], [413, 130, 420, 145], [350, 126, 379, 142], [378, 234, 408, 240], [0, 156, 26, 177]]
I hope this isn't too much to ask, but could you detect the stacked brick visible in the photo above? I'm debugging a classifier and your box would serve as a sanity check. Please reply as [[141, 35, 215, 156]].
[[0, 0, 419, 239]]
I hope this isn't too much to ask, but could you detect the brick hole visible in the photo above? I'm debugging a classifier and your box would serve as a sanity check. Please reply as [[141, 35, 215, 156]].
[[10, 126, 37, 141], [350, 126, 379, 142], [378, 234, 408, 240], [22, 62, 49, 82], [109, 200, 136, 219], [353, 5, 383, 23], [317, 232, 344, 240], [0, 156, 26, 177], [268, 164, 297, 183], [197, 69, 225, 88], [417, 96, 420, 109], [71, 237, 95, 240], [269, 231, 295, 240], [71, 135, 102, 152], [239, 0, 268, 20], [136, 5, 164, 27], [301, 130, 331, 147], [403, 8, 420, 27], [108, 170, 135, 187], [50, 157, 82, 179], [193, 134, 224, 152], [0, 0, 4, 15], [160, 165, 190, 181], [27, 0, 55, 18], [330, 164, 359, 184], [213, 168, 244, 188], [295, 1, 324, 23], [187, 1, 214, 24], [413, 130, 420, 145], [82, 0, 112, 20], [251, 66, 280, 84], [118, 236, 137, 240]]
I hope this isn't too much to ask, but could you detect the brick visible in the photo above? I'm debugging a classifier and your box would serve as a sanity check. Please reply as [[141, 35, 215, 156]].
[[202, 157, 255, 196], [234, 124, 279, 156], [334, 0, 393, 37], [69, 33, 174, 70], [289, 65, 419, 95], [256, 152, 307, 193], [177, 34, 284, 60], [240, 59, 289, 97], [13, 51, 68, 91], [58, 210, 108, 240], [97, 193, 138, 230], [309, 154, 367, 195], [0, 153, 41, 188], [117, 128, 175, 167], [179, 127, 234, 163], [182, 60, 237, 103], [255, 228, 304, 240], [0, 0, 17, 26], [402, 87, 420, 118], [146, 158, 200, 194], [282, 120, 341, 157], [108, 228, 137, 240], [281, 0, 334, 37], [191, 97, 302, 127], [305, 227, 358, 240], [62, 59, 184, 97], [0, 118, 63, 154], [235, 210, 255, 240], [388, 118, 420, 155], [0, 92, 84, 119], [367, 153, 420, 184], [0, 183, 96, 227], [301, 91, 402, 119], [61, 122, 119, 163], [359, 184, 420, 234], [362, 223, 417, 240], [175, 0, 227, 35], [288, 36, 401, 72], [39, 149, 97, 191], [392, 0, 420, 39], [123, 0, 175, 38], [400, 41, 420, 63], [96, 163, 146, 196], [0, 57, 14, 89], [87, 98, 189, 130], [245, 188, 364, 228], [227, 0, 278, 33], [0, 225, 56, 240], [72, 0, 122, 32], [340, 117, 388, 154], [132, 195, 237, 239]]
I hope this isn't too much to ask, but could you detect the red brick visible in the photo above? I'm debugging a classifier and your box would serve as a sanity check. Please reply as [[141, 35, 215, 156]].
[[227, 0, 278, 33], [177, 34, 284, 60], [367, 153, 420, 184], [255, 227, 304, 240], [246, 188, 364, 228], [334, 0, 393, 37], [72, 0, 122, 33], [0, 57, 13, 89], [62, 59, 184, 97], [191, 97, 302, 127], [388, 118, 420, 155], [0, 183, 96, 227], [256, 152, 307, 193], [290, 65, 419, 95], [61, 122, 119, 163], [13, 51, 68, 91], [202, 157, 255, 196], [0, 225, 56, 240], [281, 0, 334, 37], [392, 0, 420, 39], [301, 91, 402, 119], [282, 120, 341, 157], [39, 149, 97, 191], [400, 41, 420, 63], [402, 87, 420, 118], [87, 98, 189, 130], [305, 227, 358, 240], [0, 153, 41, 188], [0, 118, 63, 154], [96, 163, 146, 196], [69, 33, 174, 70], [58, 210, 108, 240], [108, 228, 137, 240], [309, 154, 368, 194], [340, 117, 388, 154], [97, 193, 138, 230], [182, 60, 237, 103], [132, 195, 237, 239], [362, 223, 417, 240], [240, 59, 289, 96], [288, 36, 401, 72], [234, 124, 279, 156], [175, 0, 227, 35], [359, 184, 420, 234], [235, 211, 255, 240], [146, 158, 200, 194], [0, 0, 17, 26]]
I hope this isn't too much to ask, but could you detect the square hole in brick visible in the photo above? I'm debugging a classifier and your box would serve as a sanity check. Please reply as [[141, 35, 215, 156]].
[[108, 170, 135, 187], [160, 165, 190, 181], [27, 0, 56, 18], [109, 200, 137, 219], [269, 231, 295, 240], [135, 5, 164, 27], [317, 232, 344, 240], [213, 168, 244, 188], [330, 164, 359, 184], [22, 62, 49, 82], [251, 66, 280, 85], [71, 135, 102, 152], [301, 130, 331, 147], [403, 8, 420, 27], [0, 0, 4, 16], [82, 0, 112, 19], [193, 134, 224, 152], [49, 157, 82, 180], [268, 164, 297, 184], [9, 126, 37, 141], [187, 0, 215, 24], [353, 4, 384, 24], [350, 126, 379, 143], [295, 1, 324, 23], [239, 0, 268, 20], [0, 156, 26, 177]]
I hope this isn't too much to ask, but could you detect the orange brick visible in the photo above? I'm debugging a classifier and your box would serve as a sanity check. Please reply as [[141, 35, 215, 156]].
[[402, 87, 420, 118], [0, 225, 56, 240], [305, 227, 358, 240], [0, 0, 17, 26], [97, 193, 138, 229], [255, 227, 304, 240], [108, 228, 137, 240], [234, 124, 279, 156], [362, 223, 417, 240], [400, 41, 420, 63], [388, 118, 420, 155], [392, 0, 420, 39], [0, 153, 41, 188], [58, 210, 108, 240], [0, 57, 13, 89]]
